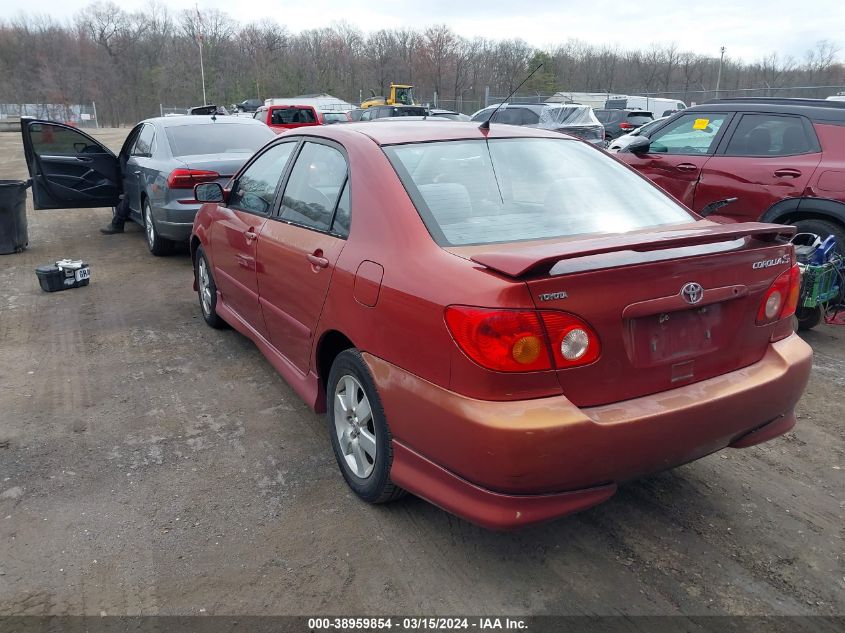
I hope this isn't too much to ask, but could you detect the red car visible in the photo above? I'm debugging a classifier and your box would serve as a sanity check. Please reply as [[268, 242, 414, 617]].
[[615, 98, 845, 248], [190, 121, 812, 529]]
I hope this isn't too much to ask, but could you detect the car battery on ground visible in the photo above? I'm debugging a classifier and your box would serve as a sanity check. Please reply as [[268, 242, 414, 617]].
[[35, 259, 91, 293]]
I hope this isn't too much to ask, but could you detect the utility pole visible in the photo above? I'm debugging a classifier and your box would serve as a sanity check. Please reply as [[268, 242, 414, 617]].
[[196, 5, 207, 105], [715, 46, 726, 99]]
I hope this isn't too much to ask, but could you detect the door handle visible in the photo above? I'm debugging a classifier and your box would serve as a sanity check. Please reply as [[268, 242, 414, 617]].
[[307, 251, 329, 269], [676, 163, 698, 173], [244, 228, 259, 242], [134, 170, 141, 176], [773, 168, 802, 178]]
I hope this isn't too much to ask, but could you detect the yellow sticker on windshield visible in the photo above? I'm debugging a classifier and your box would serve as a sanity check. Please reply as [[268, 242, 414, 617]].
[[693, 118, 710, 130]]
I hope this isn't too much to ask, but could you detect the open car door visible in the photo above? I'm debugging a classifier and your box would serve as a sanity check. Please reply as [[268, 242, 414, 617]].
[[21, 119, 121, 210]]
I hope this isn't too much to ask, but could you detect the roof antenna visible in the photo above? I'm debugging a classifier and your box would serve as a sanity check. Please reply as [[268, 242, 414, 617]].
[[479, 63, 544, 131]]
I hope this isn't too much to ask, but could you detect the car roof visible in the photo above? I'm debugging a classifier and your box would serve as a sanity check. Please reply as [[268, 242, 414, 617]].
[[142, 116, 267, 128], [291, 120, 570, 146], [694, 98, 845, 122]]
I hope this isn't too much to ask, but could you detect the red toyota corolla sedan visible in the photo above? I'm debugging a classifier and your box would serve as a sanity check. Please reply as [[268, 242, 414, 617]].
[[189, 121, 812, 530]]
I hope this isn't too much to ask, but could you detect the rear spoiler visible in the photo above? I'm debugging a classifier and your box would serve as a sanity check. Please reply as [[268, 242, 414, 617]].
[[470, 222, 795, 278]]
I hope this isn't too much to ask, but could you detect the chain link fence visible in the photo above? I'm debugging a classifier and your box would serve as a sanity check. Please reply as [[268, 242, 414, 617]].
[[0, 103, 99, 128]]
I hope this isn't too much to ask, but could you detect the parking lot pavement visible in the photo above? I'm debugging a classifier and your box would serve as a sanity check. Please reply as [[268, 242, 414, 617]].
[[0, 127, 842, 617]]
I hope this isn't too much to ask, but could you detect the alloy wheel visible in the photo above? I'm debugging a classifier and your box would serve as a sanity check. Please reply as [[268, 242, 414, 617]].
[[333, 374, 377, 478], [145, 203, 155, 249], [198, 257, 212, 317]]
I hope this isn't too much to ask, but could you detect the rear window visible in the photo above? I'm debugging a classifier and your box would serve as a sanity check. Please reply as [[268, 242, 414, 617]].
[[627, 113, 654, 125], [271, 107, 317, 125], [165, 123, 273, 156], [385, 138, 691, 246]]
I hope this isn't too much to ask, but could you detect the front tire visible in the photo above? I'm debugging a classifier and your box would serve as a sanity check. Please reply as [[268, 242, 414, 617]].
[[792, 218, 845, 256], [144, 199, 174, 256], [195, 245, 226, 329], [326, 349, 405, 504]]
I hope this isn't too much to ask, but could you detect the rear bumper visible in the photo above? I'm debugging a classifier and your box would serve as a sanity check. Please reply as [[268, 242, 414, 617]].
[[365, 334, 812, 529], [151, 201, 200, 242]]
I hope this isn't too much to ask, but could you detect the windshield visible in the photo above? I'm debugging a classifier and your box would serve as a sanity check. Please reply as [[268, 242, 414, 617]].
[[165, 123, 273, 156], [385, 138, 692, 246]]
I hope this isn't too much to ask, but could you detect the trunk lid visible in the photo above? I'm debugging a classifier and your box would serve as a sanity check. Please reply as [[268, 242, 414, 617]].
[[454, 221, 796, 407], [176, 153, 253, 186]]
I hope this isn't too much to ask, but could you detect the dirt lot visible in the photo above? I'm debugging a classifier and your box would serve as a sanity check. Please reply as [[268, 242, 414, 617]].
[[0, 127, 842, 617]]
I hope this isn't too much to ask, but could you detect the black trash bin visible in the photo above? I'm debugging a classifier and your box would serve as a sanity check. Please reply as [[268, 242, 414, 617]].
[[0, 179, 30, 254]]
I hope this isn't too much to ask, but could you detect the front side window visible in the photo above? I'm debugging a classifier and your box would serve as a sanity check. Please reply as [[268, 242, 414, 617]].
[[29, 123, 103, 155], [385, 138, 692, 246], [724, 114, 818, 156], [647, 113, 730, 155], [229, 142, 297, 215], [280, 142, 348, 232]]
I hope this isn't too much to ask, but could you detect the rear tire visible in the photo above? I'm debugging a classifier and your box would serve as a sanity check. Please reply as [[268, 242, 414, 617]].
[[326, 349, 405, 504], [796, 306, 823, 331], [144, 199, 174, 256]]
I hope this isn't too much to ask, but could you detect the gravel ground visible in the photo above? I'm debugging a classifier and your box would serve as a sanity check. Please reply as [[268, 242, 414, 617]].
[[0, 127, 842, 617]]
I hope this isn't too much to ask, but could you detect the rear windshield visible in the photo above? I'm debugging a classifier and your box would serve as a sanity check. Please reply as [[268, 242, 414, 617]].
[[271, 107, 317, 124], [627, 113, 654, 124], [385, 138, 691, 246], [165, 123, 272, 156]]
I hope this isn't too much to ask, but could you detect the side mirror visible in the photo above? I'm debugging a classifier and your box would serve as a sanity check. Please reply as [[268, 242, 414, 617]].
[[194, 182, 226, 203], [624, 135, 651, 154]]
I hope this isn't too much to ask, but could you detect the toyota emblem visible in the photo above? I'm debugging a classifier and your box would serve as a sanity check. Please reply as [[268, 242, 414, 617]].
[[681, 282, 704, 305]]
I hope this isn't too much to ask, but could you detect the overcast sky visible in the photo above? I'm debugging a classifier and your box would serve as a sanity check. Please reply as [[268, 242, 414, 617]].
[[3, 0, 844, 63]]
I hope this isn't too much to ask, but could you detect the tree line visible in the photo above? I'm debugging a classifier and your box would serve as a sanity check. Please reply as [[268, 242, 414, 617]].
[[0, 2, 843, 126]]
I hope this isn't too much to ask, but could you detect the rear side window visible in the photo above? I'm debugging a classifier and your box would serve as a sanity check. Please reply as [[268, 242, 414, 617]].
[[229, 142, 297, 215], [280, 142, 348, 232], [724, 114, 818, 156], [385, 138, 691, 246], [648, 113, 730, 155], [132, 124, 155, 156], [271, 107, 317, 125]]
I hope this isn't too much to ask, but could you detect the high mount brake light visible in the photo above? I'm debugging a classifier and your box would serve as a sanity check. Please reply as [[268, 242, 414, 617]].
[[757, 264, 801, 325], [444, 306, 601, 372], [167, 169, 220, 189]]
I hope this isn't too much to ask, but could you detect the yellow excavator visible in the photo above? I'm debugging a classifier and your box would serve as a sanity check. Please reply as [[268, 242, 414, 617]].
[[360, 84, 415, 108]]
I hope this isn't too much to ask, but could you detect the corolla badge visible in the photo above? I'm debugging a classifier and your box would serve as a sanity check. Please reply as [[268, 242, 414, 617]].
[[538, 291, 568, 302], [680, 282, 704, 305], [752, 255, 790, 269]]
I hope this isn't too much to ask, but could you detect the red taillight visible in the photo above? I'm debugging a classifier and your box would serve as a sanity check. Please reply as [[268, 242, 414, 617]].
[[445, 307, 552, 372], [539, 311, 602, 369], [167, 169, 220, 189], [757, 265, 801, 325], [619, 122, 635, 130], [444, 306, 601, 372]]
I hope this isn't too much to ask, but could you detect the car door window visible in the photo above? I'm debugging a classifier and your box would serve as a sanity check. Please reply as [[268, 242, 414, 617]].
[[648, 113, 730, 155], [280, 142, 348, 232], [229, 142, 297, 216], [132, 124, 155, 156], [331, 180, 351, 238], [723, 114, 818, 156], [29, 123, 104, 155]]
